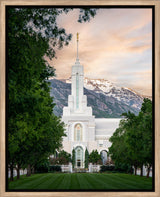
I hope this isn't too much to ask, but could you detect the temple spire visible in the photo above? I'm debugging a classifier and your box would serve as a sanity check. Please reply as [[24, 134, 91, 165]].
[[76, 32, 79, 61]]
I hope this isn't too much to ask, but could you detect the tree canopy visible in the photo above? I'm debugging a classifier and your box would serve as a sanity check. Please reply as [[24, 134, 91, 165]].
[[109, 98, 153, 177], [84, 148, 89, 168], [89, 150, 102, 165], [7, 7, 97, 180]]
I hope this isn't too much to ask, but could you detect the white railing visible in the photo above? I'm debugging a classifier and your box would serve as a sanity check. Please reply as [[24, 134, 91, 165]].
[[134, 166, 152, 177], [89, 163, 101, 172], [61, 163, 72, 173], [8, 168, 27, 178]]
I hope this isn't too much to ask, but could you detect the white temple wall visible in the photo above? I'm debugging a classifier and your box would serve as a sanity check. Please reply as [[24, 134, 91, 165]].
[[88, 127, 95, 141], [62, 141, 71, 153], [88, 141, 98, 153]]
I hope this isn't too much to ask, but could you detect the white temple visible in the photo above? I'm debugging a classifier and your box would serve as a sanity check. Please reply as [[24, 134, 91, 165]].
[[62, 33, 121, 168]]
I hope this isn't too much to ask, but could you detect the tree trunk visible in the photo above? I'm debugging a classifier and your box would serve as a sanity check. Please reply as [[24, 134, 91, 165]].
[[31, 166, 35, 174], [147, 166, 151, 178], [26, 164, 31, 176], [16, 164, 20, 180], [134, 166, 137, 175], [10, 164, 14, 181], [140, 165, 143, 176], [130, 166, 133, 175]]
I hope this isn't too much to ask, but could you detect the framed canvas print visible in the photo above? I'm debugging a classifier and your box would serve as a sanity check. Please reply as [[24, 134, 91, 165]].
[[0, 0, 160, 197]]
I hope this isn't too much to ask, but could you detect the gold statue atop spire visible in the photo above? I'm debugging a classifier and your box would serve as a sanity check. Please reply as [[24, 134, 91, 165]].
[[77, 32, 79, 41], [76, 33, 79, 61]]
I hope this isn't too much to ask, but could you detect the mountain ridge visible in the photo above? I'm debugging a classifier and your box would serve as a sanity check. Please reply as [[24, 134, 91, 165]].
[[49, 77, 147, 118]]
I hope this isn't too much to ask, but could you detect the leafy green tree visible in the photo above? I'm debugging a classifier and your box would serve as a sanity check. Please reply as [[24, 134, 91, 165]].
[[72, 149, 76, 168], [89, 150, 101, 164], [84, 148, 89, 168], [121, 112, 143, 175], [58, 150, 71, 161], [110, 112, 144, 175], [109, 120, 132, 170], [58, 150, 71, 164], [109, 99, 152, 177], [138, 98, 152, 177], [7, 7, 97, 180]]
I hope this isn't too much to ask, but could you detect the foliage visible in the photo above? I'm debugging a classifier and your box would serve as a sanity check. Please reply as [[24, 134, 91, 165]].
[[138, 98, 152, 177], [49, 165, 61, 172], [35, 161, 49, 173], [109, 98, 152, 177], [84, 148, 89, 168], [114, 163, 133, 174], [7, 7, 97, 180], [49, 150, 71, 165], [100, 165, 115, 172], [72, 149, 76, 168], [7, 7, 97, 59], [100, 164, 133, 174], [89, 150, 101, 164], [58, 150, 71, 163]]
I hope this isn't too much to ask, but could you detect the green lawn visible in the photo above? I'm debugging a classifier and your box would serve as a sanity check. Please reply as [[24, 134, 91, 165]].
[[8, 173, 152, 190]]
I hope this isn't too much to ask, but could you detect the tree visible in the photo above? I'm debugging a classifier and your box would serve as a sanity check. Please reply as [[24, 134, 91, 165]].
[[58, 150, 71, 162], [89, 150, 101, 164], [139, 98, 152, 177], [121, 112, 143, 175], [7, 7, 97, 180], [72, 149, 76, 168], [109, 120, 133, 173], [84, 148, 89, 168], [109, 99, 152, 177], [109, 112, 145, 175], [57, 150, 71, 164]]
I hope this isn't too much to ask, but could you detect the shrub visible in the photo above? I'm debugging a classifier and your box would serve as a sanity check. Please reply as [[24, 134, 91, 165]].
[[115, 163, 133, 174], [100, 165, 115, 172], [89, 150, 101, 164], [35, 163, 49, 173], [49, 165, 61, 172], [100, 163, 134, 174]]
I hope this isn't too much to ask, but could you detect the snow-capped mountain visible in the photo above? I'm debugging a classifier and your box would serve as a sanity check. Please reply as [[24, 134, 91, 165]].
[[64, 77, 144, 110], [84, 78, 144, 110], [49, 77, 146, 118]]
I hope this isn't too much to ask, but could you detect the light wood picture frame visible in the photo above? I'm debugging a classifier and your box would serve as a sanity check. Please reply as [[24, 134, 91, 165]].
[[0, 0, 160, 197]]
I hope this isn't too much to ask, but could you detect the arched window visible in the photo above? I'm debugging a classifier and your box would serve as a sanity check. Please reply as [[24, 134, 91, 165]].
[[74, 124, 82, 141], [100, 150, 108, 165], [75, 146, 83, 168]]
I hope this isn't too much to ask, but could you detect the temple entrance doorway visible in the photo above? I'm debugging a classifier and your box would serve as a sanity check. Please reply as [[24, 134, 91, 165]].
[[100, 150, 108, 165], [75, 146, 83, 168]]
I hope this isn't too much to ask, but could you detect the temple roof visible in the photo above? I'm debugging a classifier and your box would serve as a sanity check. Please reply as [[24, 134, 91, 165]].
[[95, 118, 121, 136]]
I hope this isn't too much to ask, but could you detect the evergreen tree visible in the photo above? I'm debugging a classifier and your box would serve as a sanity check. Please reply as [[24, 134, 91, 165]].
[[84, 148, 89, 168], [72, 149, 76, 168]]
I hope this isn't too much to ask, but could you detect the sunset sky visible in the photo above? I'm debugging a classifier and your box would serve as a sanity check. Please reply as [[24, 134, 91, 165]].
[[48, 8, 152, 96]]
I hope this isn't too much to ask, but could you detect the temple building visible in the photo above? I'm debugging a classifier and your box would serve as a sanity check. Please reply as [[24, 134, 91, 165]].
[[62, 33, 121, 168]]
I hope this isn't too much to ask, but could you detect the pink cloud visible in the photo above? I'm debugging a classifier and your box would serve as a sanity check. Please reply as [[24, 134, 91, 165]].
[[46, 8, 152, 96]]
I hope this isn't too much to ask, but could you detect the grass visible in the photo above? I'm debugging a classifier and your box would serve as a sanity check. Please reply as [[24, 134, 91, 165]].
[[8, 172, 153, 191]]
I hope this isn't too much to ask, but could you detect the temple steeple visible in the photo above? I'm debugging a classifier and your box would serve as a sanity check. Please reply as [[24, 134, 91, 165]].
[[62, 33, 92, 116]]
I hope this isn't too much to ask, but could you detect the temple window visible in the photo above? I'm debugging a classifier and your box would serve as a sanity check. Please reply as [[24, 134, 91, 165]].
[[74, 123, 82, 141]]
